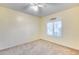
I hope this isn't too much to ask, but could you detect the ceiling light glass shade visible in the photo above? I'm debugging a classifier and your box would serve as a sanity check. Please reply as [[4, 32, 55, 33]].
[[30, 5, 39, 11]]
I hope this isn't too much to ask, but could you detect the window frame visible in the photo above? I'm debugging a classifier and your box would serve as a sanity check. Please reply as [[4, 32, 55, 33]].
[[47, 17, 62, 38]]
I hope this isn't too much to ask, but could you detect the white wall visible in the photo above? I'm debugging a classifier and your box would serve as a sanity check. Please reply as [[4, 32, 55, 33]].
[[0, 6, 79, 50], [0, 7, 40, 50], [41, 6, 79, 50]]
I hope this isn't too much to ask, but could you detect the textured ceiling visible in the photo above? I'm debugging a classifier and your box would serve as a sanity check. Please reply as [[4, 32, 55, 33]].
[[0, 3, 79, 16]]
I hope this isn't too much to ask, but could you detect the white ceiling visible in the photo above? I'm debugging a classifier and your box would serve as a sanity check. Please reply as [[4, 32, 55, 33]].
[[0, 3, 79, 16]]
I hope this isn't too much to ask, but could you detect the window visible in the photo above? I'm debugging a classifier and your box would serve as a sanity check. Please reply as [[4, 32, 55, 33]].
[[47, 17, 62, 37]]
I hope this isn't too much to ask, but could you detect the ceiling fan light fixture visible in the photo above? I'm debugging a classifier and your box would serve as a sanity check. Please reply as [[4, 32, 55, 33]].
[[29, 3, 46, 12], [37, 4, 45, 7]]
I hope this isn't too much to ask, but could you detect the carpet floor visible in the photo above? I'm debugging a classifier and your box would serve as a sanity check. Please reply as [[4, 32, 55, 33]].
[[0, 39, 79, 55]]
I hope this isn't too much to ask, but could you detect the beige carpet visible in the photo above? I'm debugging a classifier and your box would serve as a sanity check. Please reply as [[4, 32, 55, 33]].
[[0, 39, 79, 55]]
